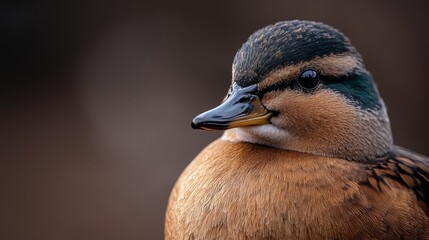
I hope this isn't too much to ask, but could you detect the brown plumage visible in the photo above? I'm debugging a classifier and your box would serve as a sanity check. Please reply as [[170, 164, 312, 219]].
[[166, 141, 429, 239], [165, 20, 429, 239]]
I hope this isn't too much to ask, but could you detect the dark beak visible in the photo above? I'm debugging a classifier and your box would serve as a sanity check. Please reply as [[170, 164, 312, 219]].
[[191, 83, 272, 130]]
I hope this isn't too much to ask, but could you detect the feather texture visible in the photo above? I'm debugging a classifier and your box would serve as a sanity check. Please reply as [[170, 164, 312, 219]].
[[364, 146, 429, 216], [165, 140, 429, 239]]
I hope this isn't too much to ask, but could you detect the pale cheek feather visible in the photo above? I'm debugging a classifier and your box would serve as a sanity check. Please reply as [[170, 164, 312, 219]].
[[222, 125, 290, 148]]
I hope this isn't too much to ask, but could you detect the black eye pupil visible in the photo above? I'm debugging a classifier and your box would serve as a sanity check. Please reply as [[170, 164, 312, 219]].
[[298, 69, 319, 90]]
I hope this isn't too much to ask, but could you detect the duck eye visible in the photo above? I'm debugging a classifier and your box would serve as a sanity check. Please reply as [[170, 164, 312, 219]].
[[298, 69, 319, 90]]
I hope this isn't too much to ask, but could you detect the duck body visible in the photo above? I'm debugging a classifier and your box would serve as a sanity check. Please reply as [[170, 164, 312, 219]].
[[166, 140, 429, 239], [165, 20, 429, 239]]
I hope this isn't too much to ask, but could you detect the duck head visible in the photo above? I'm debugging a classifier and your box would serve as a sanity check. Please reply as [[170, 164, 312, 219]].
[[192, 20, 393, 161]]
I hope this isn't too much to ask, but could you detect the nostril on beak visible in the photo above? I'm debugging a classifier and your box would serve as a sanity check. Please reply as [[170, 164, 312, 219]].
[[238, 95, 254, 103]]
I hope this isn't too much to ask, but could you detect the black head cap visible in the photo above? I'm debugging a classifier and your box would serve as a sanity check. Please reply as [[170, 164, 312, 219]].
[[233, 20, 359, 86]]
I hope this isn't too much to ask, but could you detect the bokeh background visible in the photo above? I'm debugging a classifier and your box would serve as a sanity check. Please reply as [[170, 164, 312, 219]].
[[1, 0, 428, 239]]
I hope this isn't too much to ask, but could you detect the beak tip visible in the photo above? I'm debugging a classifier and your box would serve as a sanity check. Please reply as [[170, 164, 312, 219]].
[[191, 118, 201, 129]]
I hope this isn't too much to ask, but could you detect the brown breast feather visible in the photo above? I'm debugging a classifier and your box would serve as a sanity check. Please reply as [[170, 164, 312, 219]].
[[166, 141, 429, 239]]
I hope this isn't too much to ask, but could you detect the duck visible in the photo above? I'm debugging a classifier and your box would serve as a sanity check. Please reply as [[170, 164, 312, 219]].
[[165, 20, 429, 240]]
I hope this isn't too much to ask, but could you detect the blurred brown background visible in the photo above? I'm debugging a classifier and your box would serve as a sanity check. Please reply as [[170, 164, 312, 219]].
[[1, 0, 428, 239]]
